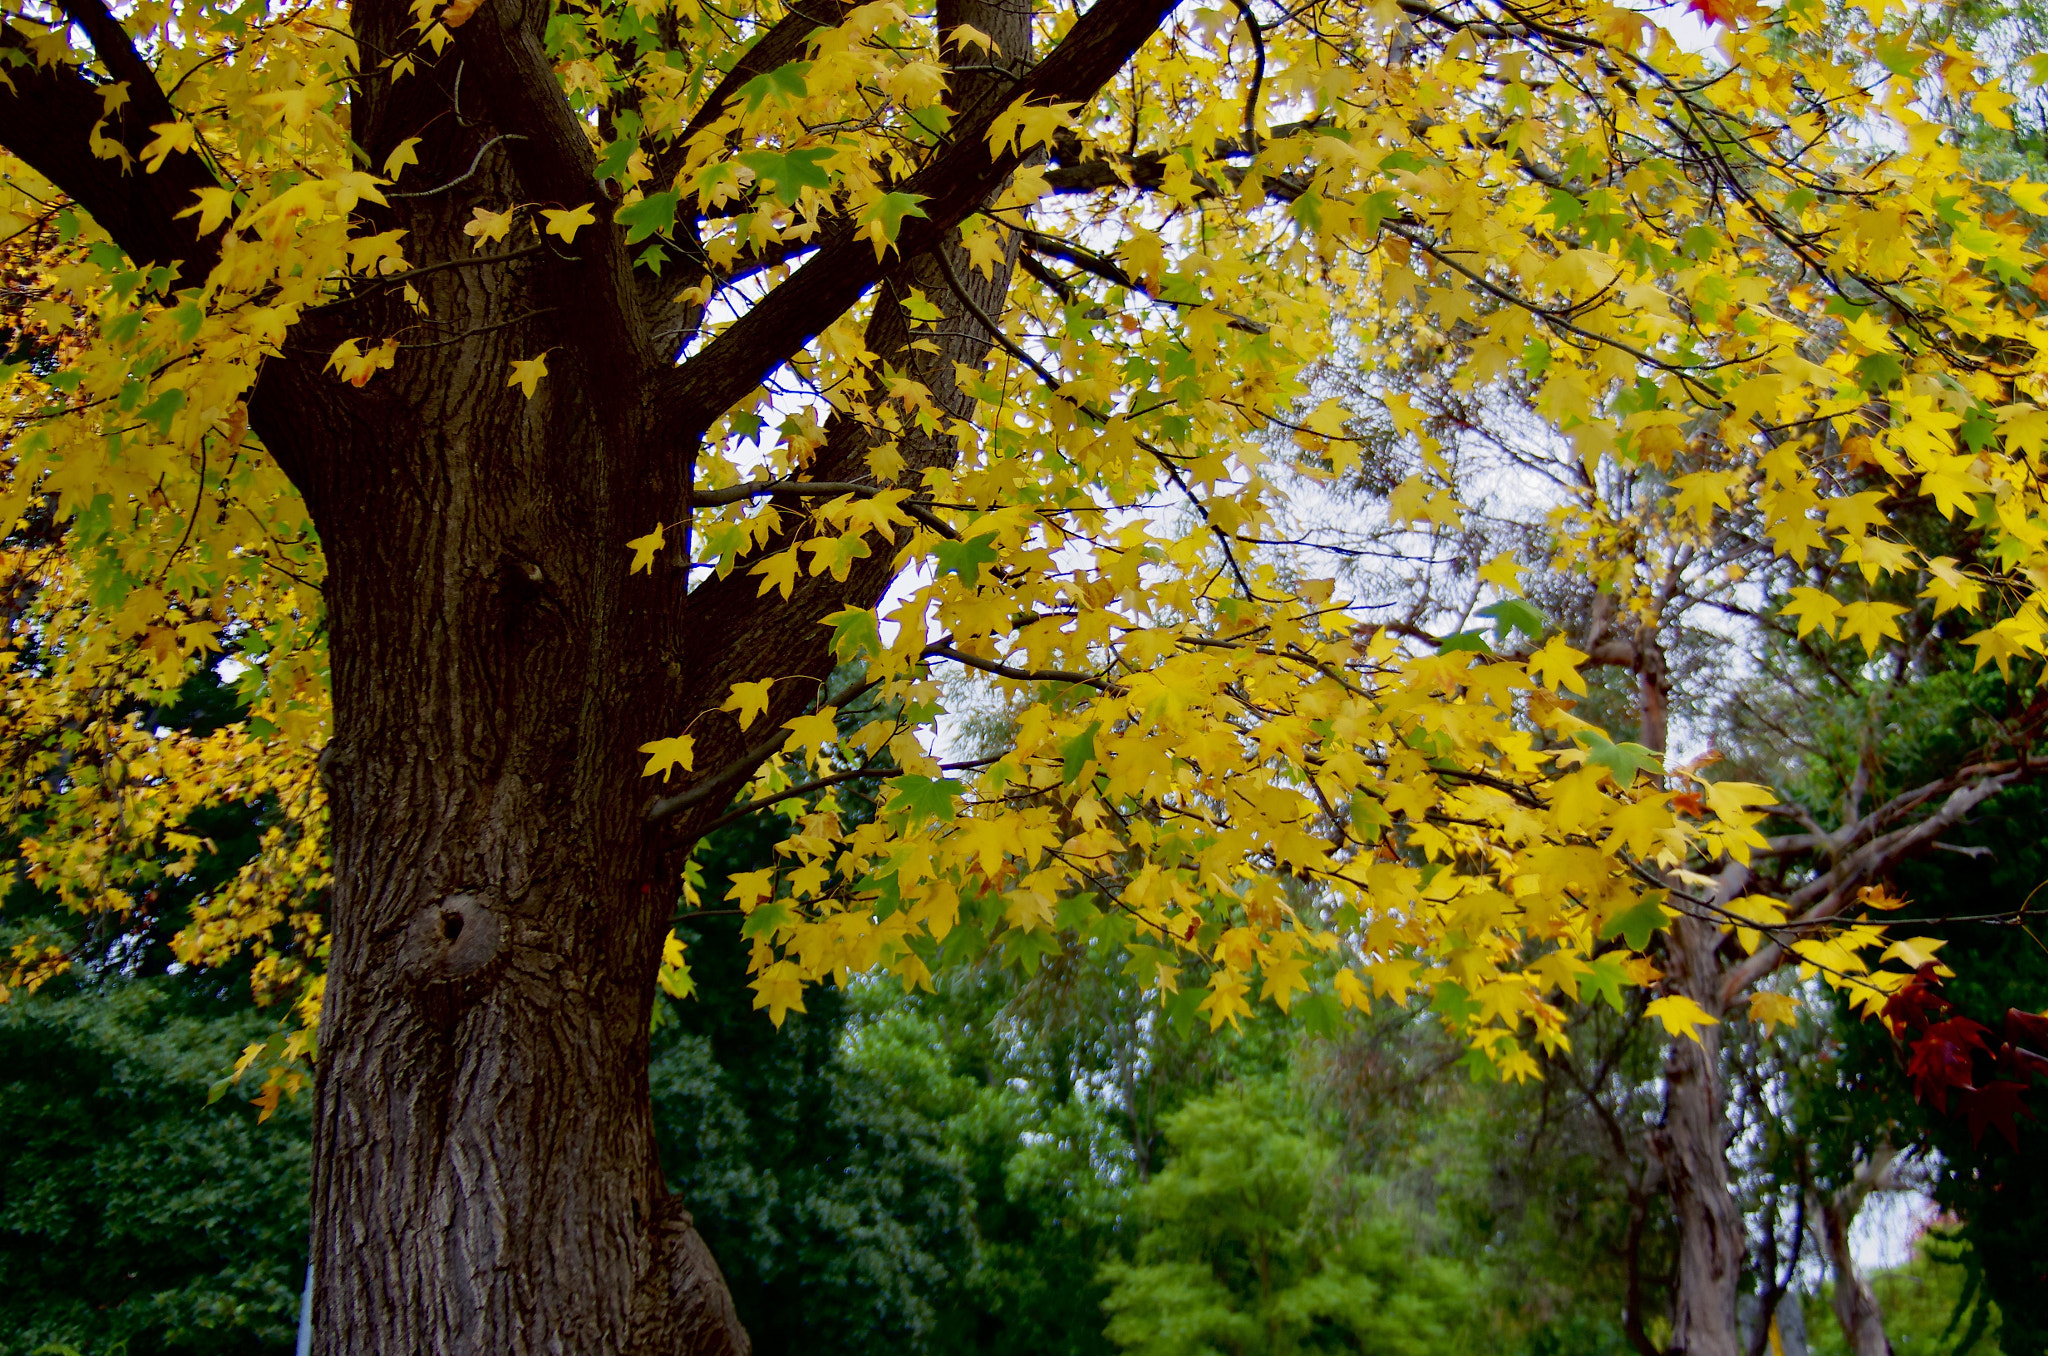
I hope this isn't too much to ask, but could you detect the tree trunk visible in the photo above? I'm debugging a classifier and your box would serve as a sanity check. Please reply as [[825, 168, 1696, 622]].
[[1655, 910, 1744, 1356], [278, 1, 1038, 1349], [1819, 1198, 1891, 1356], [297, 323, 747, 1353], [1633, 635, 1743, 1356], [1814, 1149, 1896, 1356]]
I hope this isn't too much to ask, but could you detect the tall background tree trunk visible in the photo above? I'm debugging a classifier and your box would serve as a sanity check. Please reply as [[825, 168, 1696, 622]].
[[1656, 910, 1745, 1356], [1629, 635, 1744, 1356], [1815, 1148, 1897, 1356]]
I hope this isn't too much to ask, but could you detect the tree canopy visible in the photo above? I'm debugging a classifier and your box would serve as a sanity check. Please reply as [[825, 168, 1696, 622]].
[[5, 0, 2032, 1076]]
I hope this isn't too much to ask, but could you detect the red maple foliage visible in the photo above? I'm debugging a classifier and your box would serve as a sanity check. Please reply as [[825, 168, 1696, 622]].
[[1683, 0, 1747, 27], [1883, 966, 2048, 1149]]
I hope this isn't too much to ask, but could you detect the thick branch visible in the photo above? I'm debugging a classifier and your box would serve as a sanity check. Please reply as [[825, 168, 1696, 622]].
[[0, 22, 220, 280], [649, 0, 1179, 448], [1720, 765, 2030, 1003], [448, 0, 649, 367]]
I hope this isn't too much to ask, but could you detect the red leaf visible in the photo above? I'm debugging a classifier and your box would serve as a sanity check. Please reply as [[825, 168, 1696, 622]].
[[1884, 965, 1951, 1036], [1999, 1043, 2048, 1082], [1683, 0, 1739, 24], [1907, 1027, 1986, 1112], [1925, 1016, 1992, 1052], [1957, 1080, 2032, 1149]]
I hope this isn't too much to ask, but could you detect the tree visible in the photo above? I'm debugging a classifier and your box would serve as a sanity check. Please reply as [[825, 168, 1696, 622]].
[[1100, 1081, 1480, 1356], [0, 0, 2042, 1351]]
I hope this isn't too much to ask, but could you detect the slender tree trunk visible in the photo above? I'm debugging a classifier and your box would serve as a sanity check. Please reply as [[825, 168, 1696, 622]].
[[1814, 1149, 1896, 1356], [1818, 1199, 1891, 1356], [1632, 637, 1743, 1356], [1655, 910, 1744, 1356]]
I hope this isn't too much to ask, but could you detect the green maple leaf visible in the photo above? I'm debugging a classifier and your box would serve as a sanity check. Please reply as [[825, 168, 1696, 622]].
[[1576, 730, 1663, 784], [1599, 893, 1672, 952], [887, 774, 961, 823], [932, 532, 999, 586], [1582, 955, 1629, 1012], [823, 605, 880, 661], [1061, 721, 1102, 784], [860, 190, 928, 247], [738, 147, 834, 204], [1477, 597, 1547, 641], [616, 190, 680, 244], [739, 61, 809, 112]]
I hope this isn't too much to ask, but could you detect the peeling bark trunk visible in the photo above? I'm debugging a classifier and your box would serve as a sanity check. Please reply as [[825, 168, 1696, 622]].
[[1814, 1149, 1896, 1356], [1654, 910, 1744, 1356]]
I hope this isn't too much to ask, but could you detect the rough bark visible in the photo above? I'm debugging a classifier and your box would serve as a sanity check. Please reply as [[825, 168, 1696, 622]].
[[0, 0, 1171, 1349]]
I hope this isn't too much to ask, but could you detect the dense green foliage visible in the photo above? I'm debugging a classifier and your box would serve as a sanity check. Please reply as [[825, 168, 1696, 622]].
[[1855, 783, 2048, 1356], [0, 981, 309, 1356], [1101, 1083, 1480, 1356]]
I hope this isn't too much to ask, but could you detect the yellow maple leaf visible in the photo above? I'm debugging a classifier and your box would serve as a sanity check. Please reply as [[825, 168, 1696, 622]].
[[947, 22, 998, 54], [1646, 994, 1719, 1044], [1477, 551, 1523, 592], [625, 524, 666, 574], [1920, 557, 1982, 617], [507, 354, 548, 398], [383, 136, 423, 181], [1747, 991, 1799, 1033], [749, 548, 801, 600], [464, 206, 515, 249], [140, 120, 196, 173], [1369, 957, 1420, 1004], [657, 930, 694, 1000], [1258, 947, 1311, 1012], [326, 338, 397, 388], [542, 203, 597, 242], [636, 734, 695, 781], [1526, 634, 1588, 694], [751, 961, 807, 1028], [1779, 587, 1840, 639], [1498, 1046, 1543, 1084], [1881, 935, 1949, 970], [1703, 779, 1778, 829], [1333, 965, 1372, 1010], [177, 186, 237, 235], [722, 678, 775, 730], [782, 708, 838, 751], [986, 99, 1080, 155], [1198, 969, 1252, 1031], [1837, 600, 1906, 655]]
